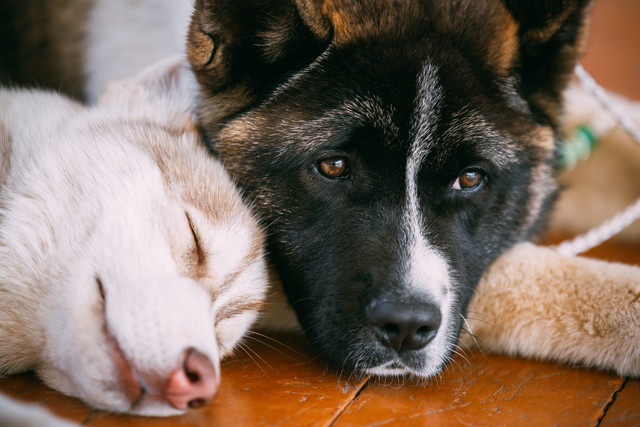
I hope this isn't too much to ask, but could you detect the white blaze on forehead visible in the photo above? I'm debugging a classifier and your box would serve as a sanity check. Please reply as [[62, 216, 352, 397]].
[[404, 63, 451, 301]]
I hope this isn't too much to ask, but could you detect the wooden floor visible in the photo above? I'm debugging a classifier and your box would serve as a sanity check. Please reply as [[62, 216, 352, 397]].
[[6, 238, 640, 426], [1, 320, 639, 427], [2, 1, 640, 426]]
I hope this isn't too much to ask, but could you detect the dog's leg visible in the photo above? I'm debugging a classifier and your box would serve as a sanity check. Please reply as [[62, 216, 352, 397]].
[[463, 242, 640, 377]]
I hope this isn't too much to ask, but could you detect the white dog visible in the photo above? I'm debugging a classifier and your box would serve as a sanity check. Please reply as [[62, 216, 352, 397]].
[[0, 58, 268, 417]]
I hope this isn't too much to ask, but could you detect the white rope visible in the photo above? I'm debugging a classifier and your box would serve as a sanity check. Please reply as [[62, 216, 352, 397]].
[[553, 65, 640, 256], [574, 64, 640, 144], [555, 198, 640, 256]]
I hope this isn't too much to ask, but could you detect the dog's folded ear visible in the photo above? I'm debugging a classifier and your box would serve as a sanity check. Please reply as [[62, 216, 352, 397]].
[[98, 55, 199, 133], [500, 0, 594, 125], [187, 0, 331, 126]]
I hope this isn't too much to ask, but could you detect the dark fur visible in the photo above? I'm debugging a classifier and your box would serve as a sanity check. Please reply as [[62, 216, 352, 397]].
[[187, 0, 592, 374], [0, 0, 593, 376]]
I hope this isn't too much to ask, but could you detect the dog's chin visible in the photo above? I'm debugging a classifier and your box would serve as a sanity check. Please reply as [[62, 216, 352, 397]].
[[357, 344, 454, 379], [364, 355, 451, 379], [317, 313, 461, 380]]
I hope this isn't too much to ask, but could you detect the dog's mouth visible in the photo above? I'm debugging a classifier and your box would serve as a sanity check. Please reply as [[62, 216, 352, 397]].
[[361, 348, 453, 378], [94, 276, 219, 415], [96, 277, 146, 407], [346, 343, 454, 379], [365, 361, 409, 377]]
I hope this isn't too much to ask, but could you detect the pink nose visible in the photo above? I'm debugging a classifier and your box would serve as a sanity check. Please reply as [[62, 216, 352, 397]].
[[164, 348, 218, 410]]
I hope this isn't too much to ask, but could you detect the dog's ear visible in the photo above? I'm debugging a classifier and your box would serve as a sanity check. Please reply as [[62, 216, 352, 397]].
[[99, 56, 198, 132], [187, 0, 330, 127], [501, 0, 594, 124]]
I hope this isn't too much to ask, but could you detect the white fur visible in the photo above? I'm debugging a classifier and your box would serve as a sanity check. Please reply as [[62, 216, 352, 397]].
[[0, 58, 268, 417], [85, 0, 194, 102], [405, 63, 451, 302], [367, 63, 457, 377]]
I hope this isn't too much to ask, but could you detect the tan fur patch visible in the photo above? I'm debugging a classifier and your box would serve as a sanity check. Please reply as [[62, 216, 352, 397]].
[[199, 87, 256, 130], [146, 137, 243, 227], [490, 6, 520, 74], [522, 160, 554, 236], [320, 0, 420, 45], [294, 0, 331, 40], [525, 8, 574, 45], [215, 299, 266, 324], [187, 30, 215, 68], [529, 126, 555, 152], [464, 242, 640, 377], [519, 126, 556, 235]]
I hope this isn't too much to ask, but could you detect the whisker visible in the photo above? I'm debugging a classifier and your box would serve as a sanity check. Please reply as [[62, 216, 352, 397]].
[[244, 331, 304, 358], [240, 342, 276, 375], [236, 343, 270, 376], [464, 312, 502, 331], [459, 313, 483, 351]]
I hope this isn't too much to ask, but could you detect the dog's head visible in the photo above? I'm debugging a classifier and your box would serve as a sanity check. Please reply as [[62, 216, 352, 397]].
[[187, 0, 592, 377], [0, 59, 267, 415]]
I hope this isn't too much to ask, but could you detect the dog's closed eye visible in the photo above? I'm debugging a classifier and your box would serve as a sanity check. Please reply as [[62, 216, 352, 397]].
[[185, 212, 207, 273]]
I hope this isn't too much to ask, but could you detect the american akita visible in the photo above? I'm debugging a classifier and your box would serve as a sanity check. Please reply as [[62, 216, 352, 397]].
[[186, 0, 594, 378], [0, 58, 268, 416], [0, 0, 594, 378]]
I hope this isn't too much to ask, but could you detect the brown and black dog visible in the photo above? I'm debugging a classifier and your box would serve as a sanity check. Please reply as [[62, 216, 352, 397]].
[[1, 0, 593, 378]]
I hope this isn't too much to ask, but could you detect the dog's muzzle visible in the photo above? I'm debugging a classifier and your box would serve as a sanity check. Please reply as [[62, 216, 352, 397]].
[[354, 289, 456, 378]]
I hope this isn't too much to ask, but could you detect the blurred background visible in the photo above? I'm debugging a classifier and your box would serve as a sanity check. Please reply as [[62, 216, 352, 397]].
[[582, 0, 640, 100], [548, 0, 640, 247]]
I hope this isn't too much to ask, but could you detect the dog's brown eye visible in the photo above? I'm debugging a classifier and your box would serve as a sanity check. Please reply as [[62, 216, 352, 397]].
[[453, 169, 484, 190], [318, 156, 349, 179]]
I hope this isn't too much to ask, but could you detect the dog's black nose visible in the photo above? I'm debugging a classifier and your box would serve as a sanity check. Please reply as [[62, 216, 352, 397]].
[[367, 300, 441, 352]]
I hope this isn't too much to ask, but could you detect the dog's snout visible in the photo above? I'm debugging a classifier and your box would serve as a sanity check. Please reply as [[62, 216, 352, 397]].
[[164, 348, 218, 410], [367, 300, 441, 352]]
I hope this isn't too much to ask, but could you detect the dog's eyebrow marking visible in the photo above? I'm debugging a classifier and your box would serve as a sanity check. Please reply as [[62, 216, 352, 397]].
[[443, 109, 521, 169], [341, 96, 399, 138], [404, 62, 451, 299], [215, 298, 266, 324]]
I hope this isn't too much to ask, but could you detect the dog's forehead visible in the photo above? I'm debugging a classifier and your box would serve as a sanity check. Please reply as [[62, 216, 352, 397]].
[[263, 52, 509, 158], [243, 45, 432, 148], [220, 19, 542, 174]]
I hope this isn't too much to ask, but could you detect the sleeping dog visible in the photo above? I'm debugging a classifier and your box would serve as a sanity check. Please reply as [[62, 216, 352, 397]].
[[0, 0, 593, 378], [0, 58, 268, 416]]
